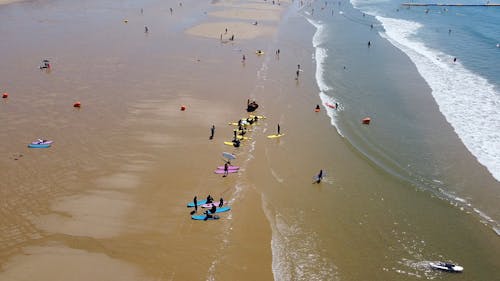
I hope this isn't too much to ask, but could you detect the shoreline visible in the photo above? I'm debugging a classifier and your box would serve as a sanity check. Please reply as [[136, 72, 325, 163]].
[[0, 0, 499, 280]]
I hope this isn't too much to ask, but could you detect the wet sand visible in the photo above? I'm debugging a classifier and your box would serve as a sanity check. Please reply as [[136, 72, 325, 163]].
[[1, 0, 499, 280]]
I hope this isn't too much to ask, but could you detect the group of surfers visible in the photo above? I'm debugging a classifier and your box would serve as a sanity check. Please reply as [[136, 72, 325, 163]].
[[192, 195, 224, 220]]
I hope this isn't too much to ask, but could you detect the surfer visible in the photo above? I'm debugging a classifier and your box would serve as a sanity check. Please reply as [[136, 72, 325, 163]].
[[40, 59, 50, 69], [207, 194, 214, 204], [210, 204, 217, 214], [193, 196, 198, 213], [144, 26, 149, 33], [453, 57, 457, 63], [233, 129, 237, 141], [219, 198, 224, 207], [277, 124, 281, 135], [316, 169, 323, 183], [223, 162, 229, 177], [209, 125, 215, 140], [315, 104, 320, 111], [296, 69, 300, 80], [203, 210, 213, 220], [233, 139, 241, 147], [368, 41, 371, 47]]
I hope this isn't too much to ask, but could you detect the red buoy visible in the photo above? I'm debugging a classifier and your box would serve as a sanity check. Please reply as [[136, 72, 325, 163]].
[[73, 101, 81, 108], [180, 105, 186, 111], [362, 117, 371, 125], [2, 93, 8, 98]]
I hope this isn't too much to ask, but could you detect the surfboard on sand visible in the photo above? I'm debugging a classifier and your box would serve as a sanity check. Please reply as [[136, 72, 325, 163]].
[[187, 199, 207, 207], [217, 166, 239, 170], [222, 152, 236, 160], [267, 134, 285, 139], [224, 141, 241, 147], [191, 214, 220, 220], [214, 169, 239, 174]]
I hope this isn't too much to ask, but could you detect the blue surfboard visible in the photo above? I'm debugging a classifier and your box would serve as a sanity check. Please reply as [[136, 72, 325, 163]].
[[191, 214, 220, 220], [212, 206, 231, 213], [28, 143, 51, 148], [187, 199, 207, 207]]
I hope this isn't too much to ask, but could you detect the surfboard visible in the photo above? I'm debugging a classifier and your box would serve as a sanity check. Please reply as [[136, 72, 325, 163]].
[[236, 135, 251, 140], [28, 143, 51, 148], [222, 152, 236, 160], [214, 169, 239, 174], [201, 206, 231, 213], [224, 141, 240, 147], [201, 202, 224, 208], [187, 199, 207, 207], [191, 214, 220, 220], [267, 134, 285, 139], [217, 166, 239, 170]]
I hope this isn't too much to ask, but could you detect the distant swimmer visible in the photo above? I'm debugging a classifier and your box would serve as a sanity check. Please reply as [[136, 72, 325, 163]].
[[453, 57, 457, 63], [370, 24, 373, 29], [368, 41, 371, 47], [39, 59, 50, 69]]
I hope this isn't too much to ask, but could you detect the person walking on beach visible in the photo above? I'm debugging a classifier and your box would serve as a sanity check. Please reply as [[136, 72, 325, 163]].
[[277, 124, 281, 135], [209, 125, 215, 140], [315, 169, 323, 183]]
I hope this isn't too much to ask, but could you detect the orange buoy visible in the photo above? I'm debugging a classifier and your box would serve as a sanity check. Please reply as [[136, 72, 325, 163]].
[[73, 101, 81, 108], [180, 105, 186, 111], [2, 93, 8, 98], [362, 117, 371, 125]]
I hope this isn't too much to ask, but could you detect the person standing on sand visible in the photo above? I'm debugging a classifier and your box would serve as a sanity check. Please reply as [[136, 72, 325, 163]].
[[210, 125, 215, 140], [242, 55, 246, 63], [193, 196, 198, 213], [296, 69, 300, 79], [223, 162, 229, 177], [144, 26, 149, 33], [219, 197, 224, 207], [277, 124, 281, 135]]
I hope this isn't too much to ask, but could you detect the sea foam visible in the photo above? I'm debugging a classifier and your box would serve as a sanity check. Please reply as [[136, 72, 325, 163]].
[[307, 18, 343, 135], [376, 16, 500, 183]]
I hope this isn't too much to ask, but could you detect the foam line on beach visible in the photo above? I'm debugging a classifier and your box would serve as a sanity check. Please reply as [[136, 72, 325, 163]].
[[376, 15, 500, 183], [262, 197, 339, 281]]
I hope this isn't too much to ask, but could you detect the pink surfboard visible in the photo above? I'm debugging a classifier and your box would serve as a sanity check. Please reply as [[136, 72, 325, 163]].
[[216, 166, 240, 170], [214, 169, 239, 174]]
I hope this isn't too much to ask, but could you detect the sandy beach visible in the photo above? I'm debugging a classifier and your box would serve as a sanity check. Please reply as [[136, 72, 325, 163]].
[[0, 0, 499, 280]]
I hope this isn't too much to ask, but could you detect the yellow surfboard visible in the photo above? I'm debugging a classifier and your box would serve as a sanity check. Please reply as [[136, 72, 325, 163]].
[[267, 134, 285, 139], [236, 135, 251, 140]]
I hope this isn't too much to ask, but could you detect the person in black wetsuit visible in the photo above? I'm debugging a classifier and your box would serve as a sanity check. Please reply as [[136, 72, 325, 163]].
[[210, 204, 217, 214], [218, 197, 224, 207], [207, 194, 214, 204]]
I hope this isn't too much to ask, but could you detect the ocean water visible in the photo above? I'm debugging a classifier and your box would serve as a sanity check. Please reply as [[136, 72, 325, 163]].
[[301, 0, 500, 234]]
